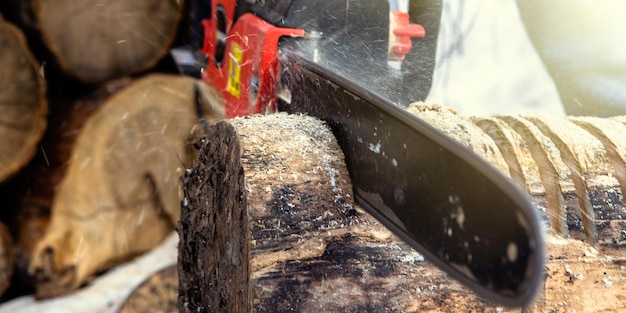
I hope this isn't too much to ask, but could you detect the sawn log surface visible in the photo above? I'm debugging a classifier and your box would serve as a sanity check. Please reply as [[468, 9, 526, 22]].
[[179, 113, 511, 313]]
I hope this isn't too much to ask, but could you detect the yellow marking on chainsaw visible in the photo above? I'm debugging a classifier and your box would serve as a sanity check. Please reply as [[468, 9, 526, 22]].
[[226, 41, 243, 98]]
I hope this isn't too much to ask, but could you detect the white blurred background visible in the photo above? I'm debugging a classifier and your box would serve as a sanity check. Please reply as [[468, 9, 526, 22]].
[[427, 0, 565, 116], [429, 0, 626, 117]]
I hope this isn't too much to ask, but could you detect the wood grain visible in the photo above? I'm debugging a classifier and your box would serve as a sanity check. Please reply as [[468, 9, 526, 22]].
[[34, 0, 184, 82], [0, 15, 47, 183]]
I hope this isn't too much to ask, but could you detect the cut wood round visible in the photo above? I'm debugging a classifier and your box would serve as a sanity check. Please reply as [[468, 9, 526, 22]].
[[28, 74, 223, 299], [12, 78, 130, 284], [0, 15, 47, 183], [33, 0, 185, 83], [410, 103, 626, 312]]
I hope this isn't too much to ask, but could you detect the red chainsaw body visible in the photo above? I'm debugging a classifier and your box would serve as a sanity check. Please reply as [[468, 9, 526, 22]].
[[200, 0, 424, 118], [201, 1, 303, 118]]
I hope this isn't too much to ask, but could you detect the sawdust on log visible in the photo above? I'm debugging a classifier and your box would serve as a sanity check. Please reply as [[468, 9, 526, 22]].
[[408, 102, 626, 312], [180, 113, 521, 312], [147, 105, 626, 312]]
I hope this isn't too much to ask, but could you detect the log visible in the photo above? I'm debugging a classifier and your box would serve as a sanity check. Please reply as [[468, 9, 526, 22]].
[[179, 113, 511, 312], [178, 121, 251, 312], [180, 108, 626, 312], [10, 78, 130, 285], [33, 0, 185, 83], [0, 15, 47, 183], [27, 74, 223, 299], [410, 103, 626, 312]]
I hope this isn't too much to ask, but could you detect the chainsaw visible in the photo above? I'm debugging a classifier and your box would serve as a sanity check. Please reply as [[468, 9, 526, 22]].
[[172, 0, 544, 307]]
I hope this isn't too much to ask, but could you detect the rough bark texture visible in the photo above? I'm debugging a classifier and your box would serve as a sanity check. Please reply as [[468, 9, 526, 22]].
[[178, 108, 626, 312], [33, 0, 184, 83], [179, 122, 251, 313], [27, 74, 223, 299], [0, 15, 47, 183]]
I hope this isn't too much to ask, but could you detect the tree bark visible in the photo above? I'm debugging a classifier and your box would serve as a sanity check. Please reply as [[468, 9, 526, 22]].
[[179, 121, 251, 313], [33, 0, 184, 83], [0, 15, 47, 183]]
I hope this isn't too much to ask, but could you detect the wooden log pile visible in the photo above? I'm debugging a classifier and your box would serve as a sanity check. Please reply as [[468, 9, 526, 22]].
[[34, 0, 184, 83], [1, 0, 185, 84], [0, 15, 47, 184], [0, 0, 193, 301]]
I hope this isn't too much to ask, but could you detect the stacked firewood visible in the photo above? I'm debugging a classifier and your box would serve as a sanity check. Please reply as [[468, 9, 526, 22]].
[[0, 0, 222, 301]]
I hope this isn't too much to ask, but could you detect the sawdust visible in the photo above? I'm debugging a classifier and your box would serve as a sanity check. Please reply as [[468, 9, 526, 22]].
[[230, 113, 354, 221], [405, 103, 626, 312], [535, 236, 626, 313], [406, 102, 511, 176]]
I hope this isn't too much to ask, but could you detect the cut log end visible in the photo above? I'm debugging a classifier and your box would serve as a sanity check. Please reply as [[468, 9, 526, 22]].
[[34, 0, 185, 82], [11, 78, 131, 291], [28, 74, 224, 299], [0, 15, 47, 182], [179, 121, 251, 313]]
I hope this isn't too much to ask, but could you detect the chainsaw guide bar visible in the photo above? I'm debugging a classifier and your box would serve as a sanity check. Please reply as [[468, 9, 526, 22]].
[[277, 50, 544, 307]]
